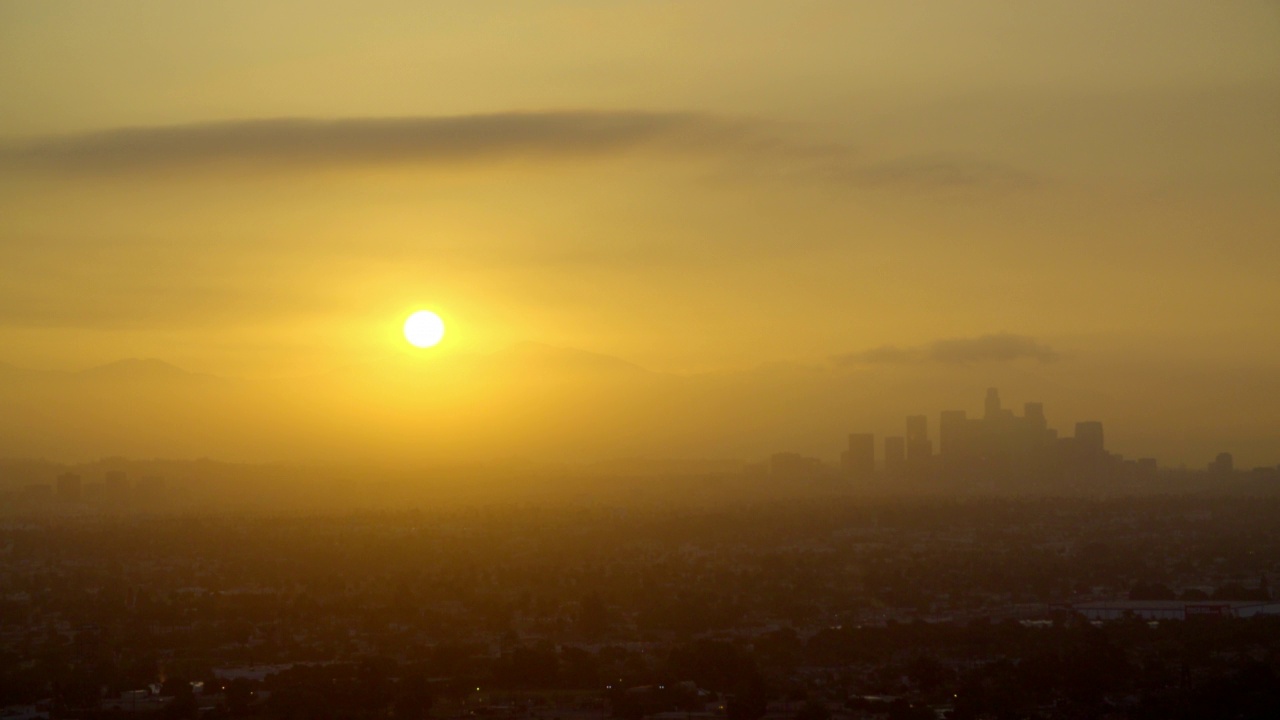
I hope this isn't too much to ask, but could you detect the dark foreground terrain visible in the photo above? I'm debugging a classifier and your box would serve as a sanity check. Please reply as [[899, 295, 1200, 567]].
[[2, 496, 1279, 719]]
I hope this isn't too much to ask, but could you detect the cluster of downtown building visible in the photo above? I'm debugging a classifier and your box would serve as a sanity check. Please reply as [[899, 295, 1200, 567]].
[[8, 469, 167, 510], [770, 387, 1261, 487]]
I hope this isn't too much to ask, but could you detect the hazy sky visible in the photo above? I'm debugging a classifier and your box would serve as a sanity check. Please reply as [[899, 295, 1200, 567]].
[[1, 1, 1277, 466]]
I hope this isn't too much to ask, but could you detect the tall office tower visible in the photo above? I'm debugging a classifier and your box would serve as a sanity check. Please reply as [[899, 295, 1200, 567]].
[[1209, 452, 1234, 473], [104, 470, 130, 505], [939, 410, 968, 457], [842, 433, 875, 478], [1074, 421, 1105, 456], [884, 436, 907, 477], [1024, 402, 1047, 432], [56, 473, 82, 503], [984, 387, 1002, 420], [136, 476, 166, 505], [770, 452, 803, 478], [905, 415, 932, 461]]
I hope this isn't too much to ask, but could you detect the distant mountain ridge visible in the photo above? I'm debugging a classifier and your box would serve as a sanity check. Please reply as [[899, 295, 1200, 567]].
[[0, 357, 223, 383], [482, 341, 652, 375], [0, 346, 1275, 468], [78, 357, 200, 382], [3, 344, 654, 382]]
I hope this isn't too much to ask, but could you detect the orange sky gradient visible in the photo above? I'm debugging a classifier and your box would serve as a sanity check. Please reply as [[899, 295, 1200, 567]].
[[0, 1, 1277, 469]]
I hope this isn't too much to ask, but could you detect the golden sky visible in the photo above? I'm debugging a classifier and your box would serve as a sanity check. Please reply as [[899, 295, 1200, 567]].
[[0, 1, 1277, 467]]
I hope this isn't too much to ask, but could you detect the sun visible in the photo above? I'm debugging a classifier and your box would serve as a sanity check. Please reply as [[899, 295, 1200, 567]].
[[403, 310, 446, 348]]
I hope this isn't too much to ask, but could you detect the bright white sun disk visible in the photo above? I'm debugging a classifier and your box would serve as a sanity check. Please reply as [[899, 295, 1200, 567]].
[[403, 310, 446, 348]]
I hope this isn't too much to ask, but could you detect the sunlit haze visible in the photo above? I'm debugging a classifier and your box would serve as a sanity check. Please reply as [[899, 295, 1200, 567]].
[[5, 7, 1280, 717], [0, 1, 1277, 470]]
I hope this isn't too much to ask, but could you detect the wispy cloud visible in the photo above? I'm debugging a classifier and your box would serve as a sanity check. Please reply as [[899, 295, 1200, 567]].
[[929, 334, 1060, 363], [838, 345, 916, 365], [0, 112, 745, 174], [834, 333, 1060, 366], [0, 111, 1036, 190], [838, 156, 1040, 190]]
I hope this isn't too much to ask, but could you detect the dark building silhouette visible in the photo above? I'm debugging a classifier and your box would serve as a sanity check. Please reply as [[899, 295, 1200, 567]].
[[939, 410, 968, 459], [1024, 402, 1047, 433], [905, 415, 932, 461], [984, 387, 1002, 420], [1209, 452, 1234, 474], [931, 390, 1060, 484], [770, 452, 823, 480], [105, 470, 130, 505], [836, 388, 1170, 488], [82, 483, 105, 505], [841, 433, 875, 479], [136, 475, 166, 505], [56, 472, 82, 503], [904, 415, 933, 479], [20, 484, 53, 505], [884, 436, 906, 478], [1074, 421, 1105, 456]]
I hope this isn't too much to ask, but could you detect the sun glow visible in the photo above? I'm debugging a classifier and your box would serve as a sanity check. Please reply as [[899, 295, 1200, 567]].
[[403, 310, 446, 348]]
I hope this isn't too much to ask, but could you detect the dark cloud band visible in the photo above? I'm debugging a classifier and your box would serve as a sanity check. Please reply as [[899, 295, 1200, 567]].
[[835, 333, 1059, 366], [0, 111, 738, 173], [0, 111, 1033, 191]]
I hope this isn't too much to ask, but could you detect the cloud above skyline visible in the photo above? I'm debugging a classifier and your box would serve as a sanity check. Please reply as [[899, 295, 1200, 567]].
[[835, 333, 1060, 367]]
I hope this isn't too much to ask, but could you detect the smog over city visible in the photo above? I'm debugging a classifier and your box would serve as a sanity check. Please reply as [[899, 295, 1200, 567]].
[[1, 3, 1278, 719]]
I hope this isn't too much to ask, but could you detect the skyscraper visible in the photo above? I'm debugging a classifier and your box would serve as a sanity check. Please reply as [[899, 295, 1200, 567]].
[[1024, 402, 1047, 433], [770, 453, 823, 479], [1209, 452, 1234, 474], [939, 410, 968, 458], [1074, 421, 1105, 456], [136, 476, 166, 505], [884, 436, 906, 478], [105, 470, 130, 505], [56, 473, 82, 503], [906, 415, 932, 462], [842, 433, 875, 478], [984, 387, 1002, 420]]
